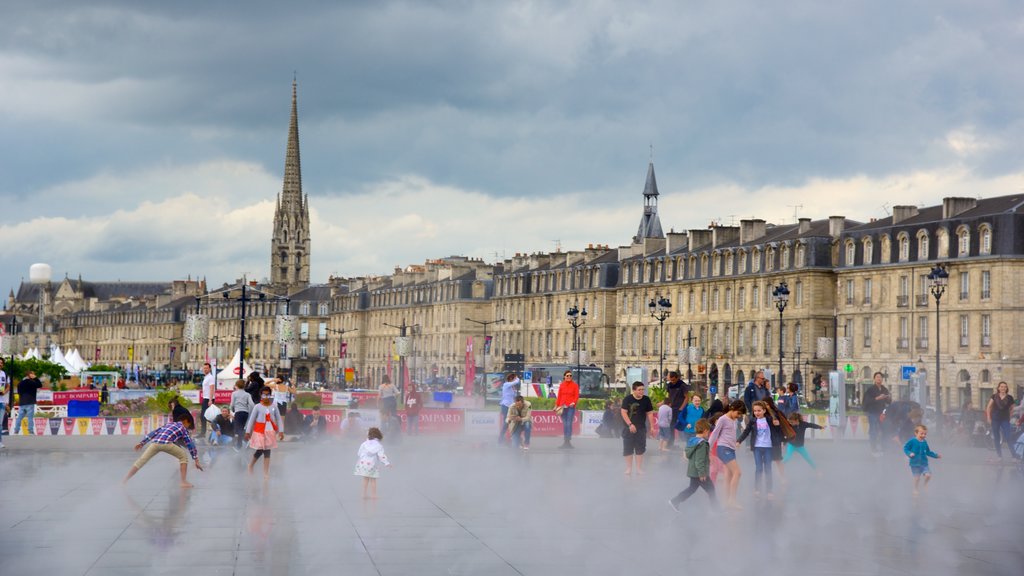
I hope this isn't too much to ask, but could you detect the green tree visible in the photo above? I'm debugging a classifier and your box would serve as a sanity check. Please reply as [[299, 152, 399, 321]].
[[4, 357, 69, 383]]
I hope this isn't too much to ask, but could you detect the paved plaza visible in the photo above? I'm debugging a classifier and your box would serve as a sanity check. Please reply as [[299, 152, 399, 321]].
[[0, 433, 1021, 576]]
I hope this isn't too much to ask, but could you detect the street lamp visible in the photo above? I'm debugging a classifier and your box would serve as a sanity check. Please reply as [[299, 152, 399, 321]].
[[465, 317, 505, 395], [566, 301, 587, 384], [384, 320, 421, 404], [648, 295, 671, 386], [326, 326, 358, 388], [772, 282, 790, 388], [928, 264, 949, 431]]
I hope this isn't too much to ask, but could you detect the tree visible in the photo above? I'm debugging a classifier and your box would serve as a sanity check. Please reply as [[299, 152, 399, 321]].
[[4, 357, 69, 383]]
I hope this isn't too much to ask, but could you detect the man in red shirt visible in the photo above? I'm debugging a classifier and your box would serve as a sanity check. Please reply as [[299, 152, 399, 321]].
[[556, 370, 580, 449]]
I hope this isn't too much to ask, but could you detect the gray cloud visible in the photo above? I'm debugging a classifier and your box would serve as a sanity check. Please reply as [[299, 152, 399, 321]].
[[1, 0, 1022, 291]]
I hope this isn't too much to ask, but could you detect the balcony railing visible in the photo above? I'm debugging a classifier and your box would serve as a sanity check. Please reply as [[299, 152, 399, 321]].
[[982, 335, 991, 347], [846, 297, 854, 306], [896, 295, 909, 308], [959, 336, 969, 347], [916, 295, 929, 307], [959, 291, 969, 301], [981, 290, 991, 299], [896, 337, 909, 350], [863, 337, 872, 348], [916, 338, 929, 350], [862, 296, 872, 305]]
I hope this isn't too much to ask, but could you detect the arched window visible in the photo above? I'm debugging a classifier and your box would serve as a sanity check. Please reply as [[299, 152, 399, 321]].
[[701, 255, 709, 277], [796, 244, 806, 268], [845, 241, 856, 266], [725, 252, 733, 275], [781, 245, 790, 269], [980, 369, 991, 383], [957, 226, 971, 256], [880, 234, 891, 264], [979, 224, 992, 255], [898, 233, 910, 262], [712, 253, 720, 276], [936, 228, 949, 258], [752, 249, 761, 272], [738, 250, 748, 274], [765, 247, 776, 271], [862, 237, 873, 265], [917, 230, 930, 260], [641, 328, 649, 355]]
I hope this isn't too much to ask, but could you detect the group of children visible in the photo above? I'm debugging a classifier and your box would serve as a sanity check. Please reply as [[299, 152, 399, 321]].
[[668, 395, 941, 512]]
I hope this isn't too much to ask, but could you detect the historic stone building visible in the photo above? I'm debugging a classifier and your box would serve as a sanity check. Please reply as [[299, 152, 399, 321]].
[[270, 79, 312, 294]]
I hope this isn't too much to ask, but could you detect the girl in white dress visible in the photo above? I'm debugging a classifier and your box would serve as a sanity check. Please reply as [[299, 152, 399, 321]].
[[354, 427, 391, 498]]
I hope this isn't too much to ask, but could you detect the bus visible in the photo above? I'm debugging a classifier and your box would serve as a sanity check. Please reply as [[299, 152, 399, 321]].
[[523, 364, 608, 398]]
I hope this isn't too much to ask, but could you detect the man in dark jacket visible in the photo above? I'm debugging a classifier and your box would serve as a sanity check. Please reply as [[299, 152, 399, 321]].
[[862, 372, 891, 455], [665, 371, 688, 448], [743, 371, 770, 422], [15, 370, 44, 435]]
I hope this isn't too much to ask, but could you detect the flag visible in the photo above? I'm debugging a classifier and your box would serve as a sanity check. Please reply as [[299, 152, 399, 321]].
[[464, 337, 475, 396]]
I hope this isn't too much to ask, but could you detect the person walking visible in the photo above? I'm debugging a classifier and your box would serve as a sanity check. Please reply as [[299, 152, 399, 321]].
[[507, 395, 533, 449], [15, 370, 43, 435], [985, 381, 1016, 464], [405, 383, 422, 435], [199, 362, 216, 437], [863, 371, 891, 456], [556, 370, 579, 449], [666, 371, 688, 448], [669, 418, 717, 511], [230, 379, 254, 450], [245, 386, 284, 478], [620, 382, 655, 475], [354, 427, 391, 499], [378, 376, 398, 432], [498, 373, 520, 444], [903, 424, 941, 497], [708, 400, 747, 510]]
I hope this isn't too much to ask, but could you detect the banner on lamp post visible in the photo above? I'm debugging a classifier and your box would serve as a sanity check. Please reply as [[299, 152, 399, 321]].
[[185, 314, 209, 344]]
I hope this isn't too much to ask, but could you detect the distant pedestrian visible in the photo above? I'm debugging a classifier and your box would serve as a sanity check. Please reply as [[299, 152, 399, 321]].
[[903, 424, 941, 497], [405, 383, 422, 435], [123, 413, 203, 487], [779, 383, 800, 417], [863, 372, 891, 455], [620, 382, 655, 475], [200, 362, 216, 437], [15, 370, 43, 435], [743, 371, 770, 421], [556, 370, 579, 449], [245, 386, 284, 478], [669, 418, 717, 511], [354, 427, 391, 499], [985, 381, 1016, 463]]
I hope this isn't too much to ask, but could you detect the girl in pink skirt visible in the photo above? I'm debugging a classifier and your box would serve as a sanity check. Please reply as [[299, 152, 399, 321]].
[[245, 385, 284, 478]]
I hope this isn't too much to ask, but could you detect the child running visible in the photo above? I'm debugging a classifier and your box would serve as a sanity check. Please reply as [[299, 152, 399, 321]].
[[903, 424, 941, 497], [123, 414, 203, 487], [669, 418, 717, 511], [708, 400, 747, 510], [783, 412, 824, 473], [355, 427, 391, 499], [245, 385, 284, 478], [737, 400, 782, 499]]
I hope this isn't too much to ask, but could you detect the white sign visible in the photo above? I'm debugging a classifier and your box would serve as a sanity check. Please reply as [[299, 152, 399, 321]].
[[464, 410, 500, 436], [180, 389, 201, 404], [331, 392, 353, 406], [579, 410, 604, 438]]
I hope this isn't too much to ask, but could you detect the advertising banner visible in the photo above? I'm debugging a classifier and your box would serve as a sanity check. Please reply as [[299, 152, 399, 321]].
[[464, 410, 500, 436], [179, 390, 201, 404], [579, 410, 604, 438], [50, 390, 100, 405], [531, 410, 580, 436], [400, 408, 463, 434]]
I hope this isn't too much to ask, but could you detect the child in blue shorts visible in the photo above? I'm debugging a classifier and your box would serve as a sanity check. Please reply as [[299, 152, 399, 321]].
[[903, 424, 941, 497]]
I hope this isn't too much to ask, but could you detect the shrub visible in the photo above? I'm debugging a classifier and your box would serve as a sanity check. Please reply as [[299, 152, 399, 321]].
[[146, 389, 191, 414], [294, 392, 321, 410]]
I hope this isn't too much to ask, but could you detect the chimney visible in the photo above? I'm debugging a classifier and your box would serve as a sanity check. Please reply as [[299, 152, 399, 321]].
[[688, 229, 713, 251], [712, 225, 740, 248], [666, 231, 688, 254], [891, 205, 919, 225], [829, 216, 845, 239], [942, 197, 978, 219], [739, 219, 766, 244], [798, 218, 811, 234], [643, 236, 666, 256]]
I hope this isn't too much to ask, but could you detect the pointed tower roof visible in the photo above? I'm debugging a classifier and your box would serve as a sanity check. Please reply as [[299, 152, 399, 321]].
[[634, 162, 664, 241], [279, 78, 303, 212]]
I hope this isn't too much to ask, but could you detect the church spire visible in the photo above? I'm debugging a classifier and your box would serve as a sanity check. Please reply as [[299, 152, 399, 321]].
[[271, 78, 311, 293], [634, 161, 664, 242]]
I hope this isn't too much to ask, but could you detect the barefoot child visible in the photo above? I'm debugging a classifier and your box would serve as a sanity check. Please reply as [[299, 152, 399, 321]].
[[903, 424, 941, 496], [669, 418, 717, 511], [737, 400, 782, 499], [123, 414, 203, 487], [245, 386, 284, 478], [657, 398, 673, 452], [708, 400, 747, 510], [355, 427, 391, 498]]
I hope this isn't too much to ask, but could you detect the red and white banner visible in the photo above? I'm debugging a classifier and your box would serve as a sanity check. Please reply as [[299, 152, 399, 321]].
[[531, 410, 581, 436], [464, 337, 475, 396]]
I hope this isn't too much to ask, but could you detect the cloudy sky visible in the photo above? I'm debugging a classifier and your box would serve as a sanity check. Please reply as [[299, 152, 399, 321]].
[[2, 1, 1022, 294]]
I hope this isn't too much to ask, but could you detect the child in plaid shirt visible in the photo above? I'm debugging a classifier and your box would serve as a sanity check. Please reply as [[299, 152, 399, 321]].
[[123, 415, 204, 488]]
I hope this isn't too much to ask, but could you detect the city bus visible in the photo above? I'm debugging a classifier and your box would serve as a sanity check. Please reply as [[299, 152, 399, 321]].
[[522, 364, 608, 398]]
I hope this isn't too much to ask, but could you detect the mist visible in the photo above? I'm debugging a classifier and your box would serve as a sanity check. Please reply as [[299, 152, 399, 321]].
[[0, 432, 1020, 575]]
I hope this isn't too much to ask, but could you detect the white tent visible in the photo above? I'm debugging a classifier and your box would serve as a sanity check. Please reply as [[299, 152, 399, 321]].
[[215, 349, 254, 389], [67, 348, 89, 372], [26, 347, 42, 360], [50, 346, 78, 374]]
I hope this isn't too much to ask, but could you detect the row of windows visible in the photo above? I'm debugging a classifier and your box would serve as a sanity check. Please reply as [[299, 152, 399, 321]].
[[846, 270, 992, 306], [497, 267, 604, 296], [620, 281, 805, 315], [623, 244, 810, 285], [370, 282, 471, 307], [845, 223, 993, 266], [838, 313, 993, 350]]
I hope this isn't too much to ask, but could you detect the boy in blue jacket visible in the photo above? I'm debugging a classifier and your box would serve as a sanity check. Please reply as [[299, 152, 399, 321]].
[[903, 424, 941, 496]]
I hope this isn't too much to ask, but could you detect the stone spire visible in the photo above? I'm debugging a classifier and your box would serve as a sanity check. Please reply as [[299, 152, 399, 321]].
[[633, 162, 664, 242], [270, 78, 311, 293]]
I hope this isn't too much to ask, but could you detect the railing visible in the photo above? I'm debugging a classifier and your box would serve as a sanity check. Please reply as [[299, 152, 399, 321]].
[[916, 338, 929, 350], [959, 291, 969, 301], [863, 337, 872, 348], [982, 335, 991, 347], [862, 296, 872, 305], [960, 336, 969, 347], [916, 295, 929, 307], [896, 337, 909, 350], [897, 295, 909, 308]]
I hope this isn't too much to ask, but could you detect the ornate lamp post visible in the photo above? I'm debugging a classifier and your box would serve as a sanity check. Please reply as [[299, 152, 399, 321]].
[[465, 318, 505, 395], [772, 282, 790, 388], [648, 296, 672, 386], [927, 264, 949, 431], [566, 301, 587, 384]]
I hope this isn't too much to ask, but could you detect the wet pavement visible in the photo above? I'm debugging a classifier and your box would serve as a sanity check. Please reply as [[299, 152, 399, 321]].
[[0, 434, 1021, 575]]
